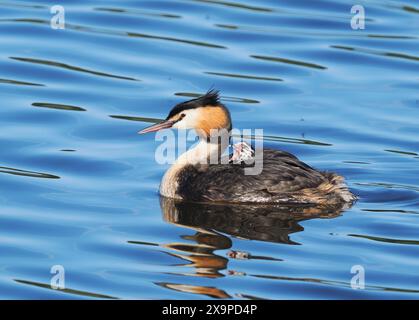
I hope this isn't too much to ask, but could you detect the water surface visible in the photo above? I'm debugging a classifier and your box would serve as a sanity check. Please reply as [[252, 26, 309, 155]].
[[0, 0, 418, 299]]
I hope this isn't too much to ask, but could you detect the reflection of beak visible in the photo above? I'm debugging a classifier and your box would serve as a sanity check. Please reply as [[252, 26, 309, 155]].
[[138, 120, 174, 134]]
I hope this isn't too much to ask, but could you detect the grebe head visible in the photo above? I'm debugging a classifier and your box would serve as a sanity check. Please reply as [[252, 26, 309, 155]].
[[138, 90, 232, 139]]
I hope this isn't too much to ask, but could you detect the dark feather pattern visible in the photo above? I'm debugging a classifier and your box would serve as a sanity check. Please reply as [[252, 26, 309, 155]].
[[167, 90, 222, 120], [176, 148, 356, 205]]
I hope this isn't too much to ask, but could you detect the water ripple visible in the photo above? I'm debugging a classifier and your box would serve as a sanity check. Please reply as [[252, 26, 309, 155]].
[[2, 18, 226, 50], [0, 166, 60, 179], [250, 55, 327, 70], [330, 46, 419, 63], [32, 102, 86, 112], [0, 78, 45, 87], [14, 279, 118, 299], [127, 32, 226, 49], [349, 234, 419, 246], [10, 57, 139, 81], [94, 7, 182, 19], [193, 0, 274, 12], [204, 71, 283, 82]]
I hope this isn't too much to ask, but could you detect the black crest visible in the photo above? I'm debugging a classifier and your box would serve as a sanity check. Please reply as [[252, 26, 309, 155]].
[[167, 90, 222, 119]]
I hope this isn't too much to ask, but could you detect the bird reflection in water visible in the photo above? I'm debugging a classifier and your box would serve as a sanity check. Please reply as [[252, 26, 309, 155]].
[[139, 197, 352, 298]]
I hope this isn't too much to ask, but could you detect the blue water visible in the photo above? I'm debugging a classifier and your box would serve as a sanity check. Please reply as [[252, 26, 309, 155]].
[[0, 0, 418, 299]]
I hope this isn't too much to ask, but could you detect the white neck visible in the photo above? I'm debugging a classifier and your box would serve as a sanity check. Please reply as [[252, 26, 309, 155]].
[[176, 138, 226, 165], [159, 133, 229, 199]]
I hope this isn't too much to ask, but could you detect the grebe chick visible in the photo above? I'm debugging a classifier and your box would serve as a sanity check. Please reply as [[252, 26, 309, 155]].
[[139, 90, 356, 205]]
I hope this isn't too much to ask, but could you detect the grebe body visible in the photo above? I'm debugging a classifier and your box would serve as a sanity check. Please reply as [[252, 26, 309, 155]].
[[139, 91, 356, 206]]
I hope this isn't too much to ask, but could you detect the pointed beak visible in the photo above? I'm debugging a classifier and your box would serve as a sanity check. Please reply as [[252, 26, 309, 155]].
[[138, 120, 174, 134]]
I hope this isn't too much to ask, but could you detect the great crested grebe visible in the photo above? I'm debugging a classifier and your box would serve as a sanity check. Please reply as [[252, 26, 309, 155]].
[[139, 90, 356, 205]]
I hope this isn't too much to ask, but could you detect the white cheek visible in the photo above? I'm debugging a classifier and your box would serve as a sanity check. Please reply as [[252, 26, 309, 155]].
[[172, 109, 199, 129], [172, 121, 187, 129]]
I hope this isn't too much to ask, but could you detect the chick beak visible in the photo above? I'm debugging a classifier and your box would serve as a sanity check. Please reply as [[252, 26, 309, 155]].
[[138, 120, 174, 134]]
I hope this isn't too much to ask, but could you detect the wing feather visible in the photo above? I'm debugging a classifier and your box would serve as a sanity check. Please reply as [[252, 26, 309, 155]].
[[176, 149, 326, 203]]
